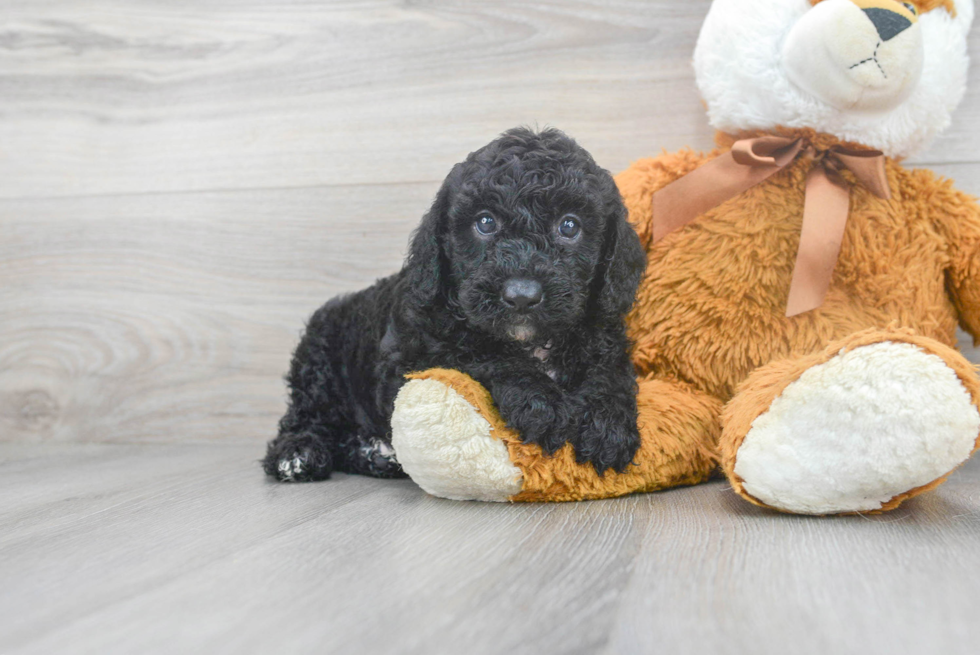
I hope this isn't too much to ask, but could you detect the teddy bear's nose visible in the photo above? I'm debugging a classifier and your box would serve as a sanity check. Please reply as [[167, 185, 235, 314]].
[[863, 7, 913, 41]]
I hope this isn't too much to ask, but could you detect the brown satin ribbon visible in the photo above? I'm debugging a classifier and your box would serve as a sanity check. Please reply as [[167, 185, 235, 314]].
[[651, 136, 892, 317]]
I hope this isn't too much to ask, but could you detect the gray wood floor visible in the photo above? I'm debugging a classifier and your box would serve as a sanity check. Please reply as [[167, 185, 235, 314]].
[[2, 443, 979, 655], [3, 1, 980, 653]]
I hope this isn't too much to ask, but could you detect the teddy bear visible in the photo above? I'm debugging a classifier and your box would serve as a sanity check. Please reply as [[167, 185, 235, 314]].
[[388, 0, 980, 515]]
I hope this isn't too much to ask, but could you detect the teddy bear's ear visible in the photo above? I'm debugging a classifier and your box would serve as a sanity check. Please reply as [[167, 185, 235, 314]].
[[594, 183, 646, 320], [403, 164, 461, 307]]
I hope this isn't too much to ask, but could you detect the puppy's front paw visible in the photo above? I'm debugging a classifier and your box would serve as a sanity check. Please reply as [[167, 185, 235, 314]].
[[574, 407, 641, 475], [493, 383, 570, 454], [262, 433, 333, 482], [276, 453, 310, 482]]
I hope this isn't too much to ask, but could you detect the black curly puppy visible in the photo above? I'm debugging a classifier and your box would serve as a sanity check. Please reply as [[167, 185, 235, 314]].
[[263, 127, 646, 483]]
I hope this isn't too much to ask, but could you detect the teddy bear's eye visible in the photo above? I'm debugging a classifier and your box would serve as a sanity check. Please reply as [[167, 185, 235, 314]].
[[902, 2, 917, 14]]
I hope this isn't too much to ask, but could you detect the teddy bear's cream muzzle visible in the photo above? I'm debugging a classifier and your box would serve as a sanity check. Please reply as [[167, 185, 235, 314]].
[[783, 0, 924, 112]]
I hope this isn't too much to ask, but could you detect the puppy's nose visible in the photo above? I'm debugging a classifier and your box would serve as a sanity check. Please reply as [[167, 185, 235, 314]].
[[502, 278, 543, 310]]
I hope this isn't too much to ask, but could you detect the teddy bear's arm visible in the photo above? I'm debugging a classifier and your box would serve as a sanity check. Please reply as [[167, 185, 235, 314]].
[[925, 173, 980, 342], [615, 149, 714, 248]]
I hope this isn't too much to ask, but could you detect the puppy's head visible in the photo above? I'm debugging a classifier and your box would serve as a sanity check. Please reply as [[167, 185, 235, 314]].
[[406, 127, 645, 345]]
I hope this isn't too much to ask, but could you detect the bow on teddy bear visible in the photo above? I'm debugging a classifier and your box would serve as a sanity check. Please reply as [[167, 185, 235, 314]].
[[390, 0, 980, 515], [652, 134, 893, 316]]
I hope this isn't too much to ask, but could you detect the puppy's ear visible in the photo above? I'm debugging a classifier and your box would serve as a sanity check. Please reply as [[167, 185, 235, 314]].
[[405, 164, 460, 306], [595, 191, 646, 320]]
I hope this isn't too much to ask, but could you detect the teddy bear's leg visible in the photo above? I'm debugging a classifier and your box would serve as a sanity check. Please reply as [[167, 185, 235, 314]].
[[721, 329, 980, 515], [389, 370, 524, 502], [391, 368, 720, 502]]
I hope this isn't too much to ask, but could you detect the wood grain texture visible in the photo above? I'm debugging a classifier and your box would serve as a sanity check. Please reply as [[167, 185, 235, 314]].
[[1, 0, 978, 201], [3, 5, 980, 654], [0, 0, 715, 199], [0, 183, 436, 443], [0, 442, 978, 655], [2, 1, 980, 445], [3, 179, 980, 444]]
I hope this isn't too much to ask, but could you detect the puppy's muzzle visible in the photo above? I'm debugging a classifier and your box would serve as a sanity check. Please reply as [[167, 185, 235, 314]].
[[501, 278, 543, 311]]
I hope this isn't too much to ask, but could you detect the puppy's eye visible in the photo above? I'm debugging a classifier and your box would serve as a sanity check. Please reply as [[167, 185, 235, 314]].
[[475, 213, 498, 236], [902, 2, 917, 14], [558, 215, 581, 240]]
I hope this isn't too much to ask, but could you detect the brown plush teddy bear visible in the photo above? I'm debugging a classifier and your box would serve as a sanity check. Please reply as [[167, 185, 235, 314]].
[[389, 0, 980, 514]]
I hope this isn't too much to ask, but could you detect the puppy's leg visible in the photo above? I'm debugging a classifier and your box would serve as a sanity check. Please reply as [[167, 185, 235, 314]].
[[265, 423, 404, 481], [264, 372, 347, 482], [570, 341, 641, 474], [263, 424, 336, 482], [493, 370, 640, 476], [471, 366, 571, 455], [571, 381, 640, 475], [265, 292, 408, 482], [334, 434, 404, 478]]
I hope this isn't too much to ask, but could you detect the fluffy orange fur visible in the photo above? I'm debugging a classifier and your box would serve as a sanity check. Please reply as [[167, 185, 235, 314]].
[[621, 127, 979, 402], [614, 128, 980, 509]]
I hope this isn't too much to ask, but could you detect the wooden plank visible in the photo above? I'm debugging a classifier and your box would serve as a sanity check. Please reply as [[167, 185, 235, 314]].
[[0, 443, 390, 651], [2, 0, 980, 446], [604, 459, 980, 655], [1, 442, 978, 654], [1, 1, 976, 200], [0, 184, 430, 443], [0, 0, 715, 199], [2, 2, 980, 653]]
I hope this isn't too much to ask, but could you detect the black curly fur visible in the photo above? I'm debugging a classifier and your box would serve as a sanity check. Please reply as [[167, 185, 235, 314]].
[[263, 127, 647, 482]]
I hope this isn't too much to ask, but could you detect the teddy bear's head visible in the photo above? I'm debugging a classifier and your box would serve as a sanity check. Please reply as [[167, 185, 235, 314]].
[[694, 0, 974, 158]]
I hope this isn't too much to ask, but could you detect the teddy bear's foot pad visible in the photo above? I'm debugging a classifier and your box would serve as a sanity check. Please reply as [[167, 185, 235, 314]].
[[733, 341, 980, 514], [391, 378, 523, 501]]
